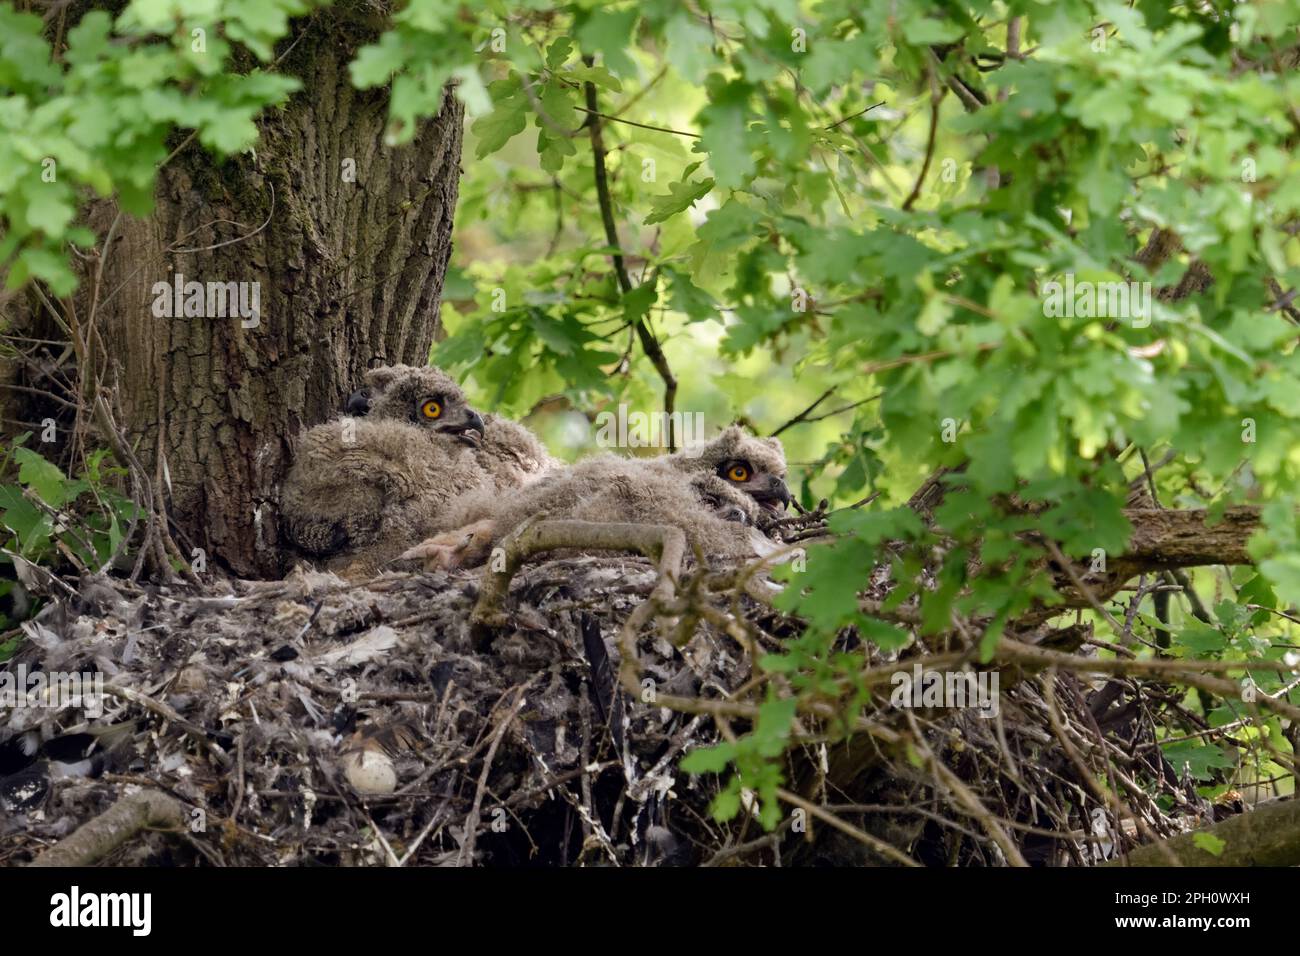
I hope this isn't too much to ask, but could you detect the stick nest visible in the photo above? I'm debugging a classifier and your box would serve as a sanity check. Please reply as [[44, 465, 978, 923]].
[[0, 540, 1260, 867]]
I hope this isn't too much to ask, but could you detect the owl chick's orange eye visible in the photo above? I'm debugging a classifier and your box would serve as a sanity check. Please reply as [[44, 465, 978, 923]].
[[727, 464, 750, 482], [421, 399, 442, 419]]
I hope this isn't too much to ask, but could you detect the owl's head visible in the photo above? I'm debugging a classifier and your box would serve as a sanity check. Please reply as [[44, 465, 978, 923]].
[[346, 364, 485, 445], [674, 425, 791, 514]]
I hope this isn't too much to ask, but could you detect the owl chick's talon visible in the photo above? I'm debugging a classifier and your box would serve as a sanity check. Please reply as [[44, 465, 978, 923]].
[[400, 519, 497, 571], [398, 536, 465, 571]]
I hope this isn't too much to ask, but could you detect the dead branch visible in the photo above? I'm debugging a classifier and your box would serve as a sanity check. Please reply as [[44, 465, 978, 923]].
[[1110, 797, 1300, 867], [28, 790, 188, 867]]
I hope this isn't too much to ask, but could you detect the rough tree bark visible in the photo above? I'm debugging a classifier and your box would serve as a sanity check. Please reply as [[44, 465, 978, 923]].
[[11, 14, 464, 578]]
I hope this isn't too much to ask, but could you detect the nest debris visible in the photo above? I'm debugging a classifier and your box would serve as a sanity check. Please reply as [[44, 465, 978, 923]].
[[2, 552, 774, 866], [0, 521, 1280, 867]]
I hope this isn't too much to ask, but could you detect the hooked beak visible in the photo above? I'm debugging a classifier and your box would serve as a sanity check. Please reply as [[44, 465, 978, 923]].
[[750, 476, 792, 513], [440, 408, 486, 446]]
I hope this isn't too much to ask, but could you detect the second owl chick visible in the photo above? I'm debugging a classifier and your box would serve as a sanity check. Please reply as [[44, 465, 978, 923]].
[[656, 424, 791, 526], [405, 425, 792, 569]]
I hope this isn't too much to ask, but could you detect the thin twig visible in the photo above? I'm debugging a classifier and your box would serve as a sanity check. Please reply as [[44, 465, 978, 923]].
[[902, 68, 943, 212], [583, 69, 679, 450], [572, 105, 699, 138]]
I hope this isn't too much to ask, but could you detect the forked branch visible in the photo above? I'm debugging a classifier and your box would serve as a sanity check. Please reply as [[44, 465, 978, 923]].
[[470, 519, 686, 670]]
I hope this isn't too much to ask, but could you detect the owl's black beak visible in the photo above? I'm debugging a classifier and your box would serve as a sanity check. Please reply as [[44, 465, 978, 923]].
[[345, 388, 372, 416], [442, 408, 486, 446], [751, 476, 792, 513]]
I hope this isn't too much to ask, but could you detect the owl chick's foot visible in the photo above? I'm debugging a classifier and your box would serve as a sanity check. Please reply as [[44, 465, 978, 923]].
[[399, 519, 497, 571]]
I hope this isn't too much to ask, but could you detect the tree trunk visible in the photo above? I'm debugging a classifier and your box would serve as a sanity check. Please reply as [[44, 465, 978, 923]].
[[20, 21, 464, 577]]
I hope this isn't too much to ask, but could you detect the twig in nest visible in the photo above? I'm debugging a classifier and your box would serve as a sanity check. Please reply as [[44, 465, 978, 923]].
[[774, 787, 920, 867], [996, 639, 1300, 723], [903, 711, 1029, 866], [1040, 537, 1126, 635], [102, 682, 232, 768], [457, 684, 530, 867], [1042, 673, 1146, 863]]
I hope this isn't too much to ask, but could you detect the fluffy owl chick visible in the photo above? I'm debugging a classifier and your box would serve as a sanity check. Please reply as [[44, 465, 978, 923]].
[[658, 424, 791, 525], [281, 364, 553, 574], [351, 363, 556, 481], [407, 425, 791, 570]]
